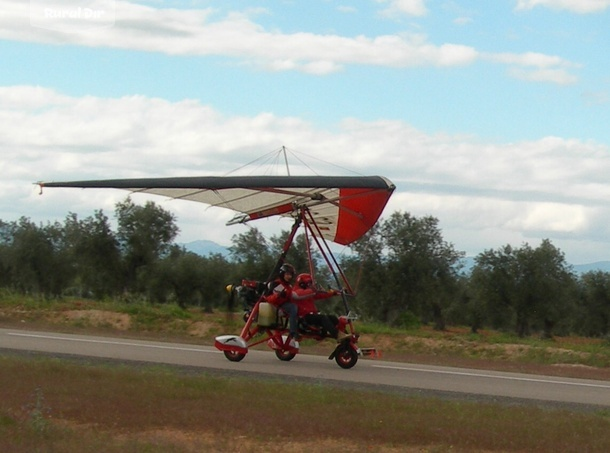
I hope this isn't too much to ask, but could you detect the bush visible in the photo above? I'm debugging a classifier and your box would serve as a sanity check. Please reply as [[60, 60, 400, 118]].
[[395, 310, 421, 330]]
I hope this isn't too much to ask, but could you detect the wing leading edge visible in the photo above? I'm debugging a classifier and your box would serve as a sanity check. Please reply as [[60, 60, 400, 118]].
[[39, 175, 395, 245]]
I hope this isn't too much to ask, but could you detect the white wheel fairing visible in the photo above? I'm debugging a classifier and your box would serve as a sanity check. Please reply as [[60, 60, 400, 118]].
[[214, 335, 248, 354]]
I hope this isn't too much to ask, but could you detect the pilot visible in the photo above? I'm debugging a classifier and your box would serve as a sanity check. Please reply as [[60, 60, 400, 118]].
[[292, 273, 350, 342], [264, 263, 300, 341]]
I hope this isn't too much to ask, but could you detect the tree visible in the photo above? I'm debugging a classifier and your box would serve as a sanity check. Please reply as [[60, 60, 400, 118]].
[[148, 247, 204, 308], [115, 197, 179, 292], [469, 245, 516, 332], [198, 252, 234, 311], [344, 223, 387, 320], [148, 246, 233, 310], [350, 211, 464, 329], [2, 218, 70, 296], [62, 211, 122, 298], [522, 240, 576, 338], [576, 271, 610, 337], [0, 220, 11, 288], [228, 227, 274, 281], [471, 240, 575, 338]]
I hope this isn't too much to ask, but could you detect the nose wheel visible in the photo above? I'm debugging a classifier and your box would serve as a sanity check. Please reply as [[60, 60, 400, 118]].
[[275, 349, 297, 361], [224, 350, 246, 362]]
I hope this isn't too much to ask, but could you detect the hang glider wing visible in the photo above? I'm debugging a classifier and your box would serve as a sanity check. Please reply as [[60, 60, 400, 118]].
[[38, 175, 395, 245]]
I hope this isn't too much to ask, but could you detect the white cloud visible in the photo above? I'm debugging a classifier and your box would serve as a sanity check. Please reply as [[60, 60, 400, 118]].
[[337, 5, 357, 14], [0, 0, 574, 82], [486, 51, 579, 85], [4, 86, 610, 261], [393, 192, 591, 235], [378, 0, 429, 17], [516, 0, 610, 14], [509, 67, 578, 85], [491, 52, 572, 69], [453, 17, 473, 26], [582, 90, 610, 106]]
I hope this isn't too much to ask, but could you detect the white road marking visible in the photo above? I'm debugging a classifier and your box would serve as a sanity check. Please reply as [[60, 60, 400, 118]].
[[6, 332, 221, 354], [372, 364, 610, 389]]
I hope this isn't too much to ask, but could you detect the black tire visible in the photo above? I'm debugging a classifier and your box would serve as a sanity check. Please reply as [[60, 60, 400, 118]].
[[224, 350, 246, 362], [335, 345, 358, 369], [275, 349, 297, 361], [242, 310, 251, 323]]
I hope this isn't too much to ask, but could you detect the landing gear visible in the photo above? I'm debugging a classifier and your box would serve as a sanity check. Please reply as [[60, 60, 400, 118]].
[[333, 344, 358, 369], [223, 350, 246, 362], [275, 349, 297, 361]]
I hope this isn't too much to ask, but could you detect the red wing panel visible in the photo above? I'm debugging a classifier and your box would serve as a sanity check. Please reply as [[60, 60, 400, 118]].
[[247, 202, 295, 220], [334, 188, 393, 245]]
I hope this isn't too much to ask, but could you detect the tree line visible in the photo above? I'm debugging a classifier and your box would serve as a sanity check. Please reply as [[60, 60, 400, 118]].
[[1, 198, 609, 339]]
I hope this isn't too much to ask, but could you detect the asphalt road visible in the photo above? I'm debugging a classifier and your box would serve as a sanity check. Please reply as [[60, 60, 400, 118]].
[[2, 327, 610, 410]]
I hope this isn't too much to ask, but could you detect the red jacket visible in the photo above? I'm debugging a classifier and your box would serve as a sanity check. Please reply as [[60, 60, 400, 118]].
[[264, 279, 293, 307], [292, 287, 337, 317]]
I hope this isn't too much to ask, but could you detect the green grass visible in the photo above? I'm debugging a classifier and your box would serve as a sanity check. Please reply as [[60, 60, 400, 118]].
[[1, 355, 610, 452], [356, 321, 610, 369]]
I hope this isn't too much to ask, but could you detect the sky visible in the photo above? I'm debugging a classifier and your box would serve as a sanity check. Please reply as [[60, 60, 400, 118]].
[[1, 0, 610, 265]]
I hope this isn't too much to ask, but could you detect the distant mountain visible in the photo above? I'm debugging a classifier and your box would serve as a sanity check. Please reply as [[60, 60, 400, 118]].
[[181, 240, 230, 257], [459, 256, 610, 275], [459, 257, 476, 275], [572, 261, 610, 274], [181, 242, 610, 275]]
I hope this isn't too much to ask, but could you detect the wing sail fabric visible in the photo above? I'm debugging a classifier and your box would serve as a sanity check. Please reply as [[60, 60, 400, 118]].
[[39, 175, 395, 245]]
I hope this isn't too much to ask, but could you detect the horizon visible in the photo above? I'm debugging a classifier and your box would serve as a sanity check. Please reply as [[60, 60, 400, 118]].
[[180, 238, 610, 270]]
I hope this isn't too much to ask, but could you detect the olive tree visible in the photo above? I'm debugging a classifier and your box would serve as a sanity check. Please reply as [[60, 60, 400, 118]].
[[471, 239, 575, 338], [350, 211, 464, 329], [115, 197, 179, 293]]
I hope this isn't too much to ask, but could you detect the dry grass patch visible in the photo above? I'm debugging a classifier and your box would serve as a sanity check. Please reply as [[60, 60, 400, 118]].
[[1, 355, 610, 453], [50, 309, 132, 330], [186, 320, 215, 337]]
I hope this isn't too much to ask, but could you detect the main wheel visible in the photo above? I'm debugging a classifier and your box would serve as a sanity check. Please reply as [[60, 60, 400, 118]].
[[335, 345, 358, 369], [224, 350, 246, 362], [275, 349, 297, 361]]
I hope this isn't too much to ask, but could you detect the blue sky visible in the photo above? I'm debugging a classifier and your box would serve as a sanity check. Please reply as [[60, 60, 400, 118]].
[[2, 0, 610, 265]]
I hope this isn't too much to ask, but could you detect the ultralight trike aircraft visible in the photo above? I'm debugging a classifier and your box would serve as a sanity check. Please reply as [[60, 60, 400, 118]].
[[38, 173, 395, 369]]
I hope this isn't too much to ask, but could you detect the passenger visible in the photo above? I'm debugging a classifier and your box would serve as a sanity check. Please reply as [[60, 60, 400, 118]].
[[292, 273, 350, 342], [264, 263, 300, 341]]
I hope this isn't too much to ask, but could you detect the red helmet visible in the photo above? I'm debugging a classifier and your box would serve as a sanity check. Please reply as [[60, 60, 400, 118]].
[[296, 273, 313, 289]]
